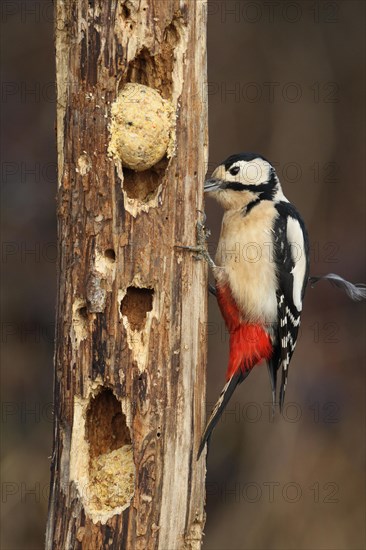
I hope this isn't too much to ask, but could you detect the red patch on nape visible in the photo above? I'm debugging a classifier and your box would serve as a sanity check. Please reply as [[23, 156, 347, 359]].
[[216, 283, 273, 381]]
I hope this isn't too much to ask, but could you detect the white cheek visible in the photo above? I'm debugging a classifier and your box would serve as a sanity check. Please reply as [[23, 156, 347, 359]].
[[245, 164, 262, 183]]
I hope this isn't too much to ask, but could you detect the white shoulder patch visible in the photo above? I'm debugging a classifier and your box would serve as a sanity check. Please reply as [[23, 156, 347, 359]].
[[287, 217, 306, 311]]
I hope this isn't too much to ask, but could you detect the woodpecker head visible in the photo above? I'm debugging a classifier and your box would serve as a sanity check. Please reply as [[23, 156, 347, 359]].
[[205, 153, 281, 210]]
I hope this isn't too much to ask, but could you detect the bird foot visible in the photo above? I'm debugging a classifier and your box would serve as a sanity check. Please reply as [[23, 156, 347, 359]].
[[176, 210, 217, 270]]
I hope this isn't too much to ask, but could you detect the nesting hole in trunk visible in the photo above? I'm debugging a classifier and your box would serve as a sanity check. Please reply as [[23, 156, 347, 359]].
[[122, 156, 168, 201], [126, 47, 173, 99], [86, 389, 131, 457], [120, 287, 154, 330], [104, 249, 116, 263], [85, 389, 134, 512]]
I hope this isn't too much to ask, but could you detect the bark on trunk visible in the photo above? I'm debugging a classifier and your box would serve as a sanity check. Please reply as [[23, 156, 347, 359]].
[[46, 1, 208, 548]]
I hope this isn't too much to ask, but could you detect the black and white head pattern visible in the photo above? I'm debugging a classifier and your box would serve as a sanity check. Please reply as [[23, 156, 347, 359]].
[[205, 152, 282, 201]]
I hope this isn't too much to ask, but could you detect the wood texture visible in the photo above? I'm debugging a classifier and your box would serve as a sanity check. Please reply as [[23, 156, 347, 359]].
[[46, 0, 208, 548]]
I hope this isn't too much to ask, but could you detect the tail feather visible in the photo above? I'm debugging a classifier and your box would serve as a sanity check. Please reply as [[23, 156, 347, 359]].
[[310, 273, 366, 301], [267, 347, 280, 414], [198, 282, 273, 458], [197, 369, 249, 459], [279, 382, 287, 413]]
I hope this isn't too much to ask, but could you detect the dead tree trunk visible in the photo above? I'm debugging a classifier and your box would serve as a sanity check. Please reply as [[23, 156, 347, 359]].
[[46, 1, 208, 548]]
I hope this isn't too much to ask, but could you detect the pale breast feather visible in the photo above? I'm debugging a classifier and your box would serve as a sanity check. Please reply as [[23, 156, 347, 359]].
[[216, 201, 279, 323]]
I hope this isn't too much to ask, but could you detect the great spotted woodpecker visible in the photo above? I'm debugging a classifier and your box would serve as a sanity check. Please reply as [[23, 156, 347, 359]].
[[187, 152, 366, 458]]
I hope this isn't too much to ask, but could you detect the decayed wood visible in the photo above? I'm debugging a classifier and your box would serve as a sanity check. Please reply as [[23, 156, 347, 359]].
[[46, 1, 208, 548]]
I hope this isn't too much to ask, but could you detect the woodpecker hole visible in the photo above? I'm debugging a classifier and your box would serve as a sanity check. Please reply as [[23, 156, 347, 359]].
[[122, 156, 168, 201], [120, 287, 154, 331], [104, 248, 116, 262], [126, 47, 173, 99], [72, 299, 88, 345], [85, 388, 134, 513], [121, 2, 131, 19], [78, 306, 88, 319], [86, 389, 131, 457]]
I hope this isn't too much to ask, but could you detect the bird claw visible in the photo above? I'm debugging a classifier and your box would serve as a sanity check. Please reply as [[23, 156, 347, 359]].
[[176, 244, 216, 269], [175, 212, 217, 270]]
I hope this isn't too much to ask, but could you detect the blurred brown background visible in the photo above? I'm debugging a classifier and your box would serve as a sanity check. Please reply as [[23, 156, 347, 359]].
[[1, 1, 365, 549]]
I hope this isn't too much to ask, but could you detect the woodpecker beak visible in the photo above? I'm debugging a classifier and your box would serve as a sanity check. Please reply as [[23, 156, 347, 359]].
[[205, 164, 226, 192], [204, 178, 223, 192]]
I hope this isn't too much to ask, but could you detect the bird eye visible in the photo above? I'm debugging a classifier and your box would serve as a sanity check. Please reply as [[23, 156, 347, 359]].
[[229, 166, 240, 176]]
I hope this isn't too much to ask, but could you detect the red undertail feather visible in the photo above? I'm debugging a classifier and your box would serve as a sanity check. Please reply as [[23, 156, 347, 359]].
[[216, 283, 273, 380]]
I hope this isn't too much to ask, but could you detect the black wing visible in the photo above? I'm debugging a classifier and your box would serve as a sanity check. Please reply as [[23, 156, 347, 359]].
[[271, 201, 310, 411]]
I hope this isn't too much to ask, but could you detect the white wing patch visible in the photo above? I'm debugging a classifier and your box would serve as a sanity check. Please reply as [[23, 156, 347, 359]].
[[287, 217, 307, 311]]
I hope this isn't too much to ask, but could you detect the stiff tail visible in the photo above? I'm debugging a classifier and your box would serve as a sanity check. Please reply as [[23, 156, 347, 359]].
[[197, 369, 249, 459], [198, 283, 273, 458], [198, 312, 272, 457], [309, 273, 366, 301], [267, 345, 281, 414]]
